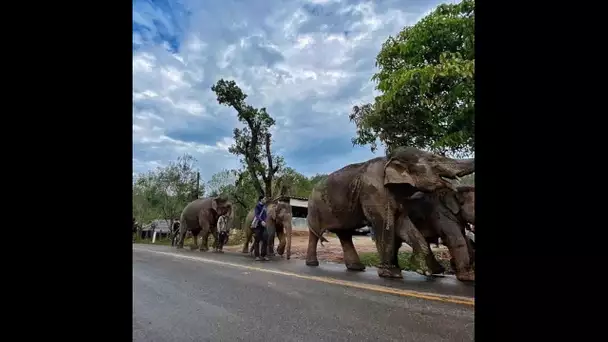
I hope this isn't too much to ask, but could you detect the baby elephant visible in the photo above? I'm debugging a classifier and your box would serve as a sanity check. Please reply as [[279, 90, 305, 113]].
[[404, 186, 475, 282]]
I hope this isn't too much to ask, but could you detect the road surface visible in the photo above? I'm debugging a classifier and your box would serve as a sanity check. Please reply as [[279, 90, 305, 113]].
[[133, 244, 474, 342]]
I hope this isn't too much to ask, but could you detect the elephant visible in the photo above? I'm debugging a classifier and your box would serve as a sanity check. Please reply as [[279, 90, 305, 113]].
[[305, 146, 475, 278], [176, 196, 234, 251], [241, 199, 293, 259], [401, 186, 476, 281]]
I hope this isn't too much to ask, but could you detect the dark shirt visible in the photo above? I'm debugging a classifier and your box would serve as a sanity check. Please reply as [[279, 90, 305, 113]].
[[254, 202, 267, 222]]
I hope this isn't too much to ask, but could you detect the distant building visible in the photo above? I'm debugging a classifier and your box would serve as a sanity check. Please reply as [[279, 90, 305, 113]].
[[285, 196, 368, 234], [139, 219, 173, 239], [288, 196, 308, 231]]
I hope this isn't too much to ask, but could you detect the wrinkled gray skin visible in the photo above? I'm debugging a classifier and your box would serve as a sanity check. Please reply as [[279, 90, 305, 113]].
[[176, 197, 233, 251], [242, 200, 293, 259], [401, 186, 476, 282], [305, 146, 475, 278]]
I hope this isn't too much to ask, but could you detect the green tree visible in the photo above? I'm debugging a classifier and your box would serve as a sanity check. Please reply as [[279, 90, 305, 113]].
[[350, 0, 475, 156], [132, 154, 204, 230], [211, 79, 284, 198], [273, 167, 315, 198], [309, 173, 329, 188], [132, 171, 162, 225], [207, 169, 237, 197]]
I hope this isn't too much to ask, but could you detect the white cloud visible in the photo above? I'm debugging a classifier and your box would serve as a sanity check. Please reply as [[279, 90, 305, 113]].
[[132, 0, 447, 181]]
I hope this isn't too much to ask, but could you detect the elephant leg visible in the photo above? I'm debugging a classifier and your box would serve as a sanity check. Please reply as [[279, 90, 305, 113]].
[[390, 237, 401, 270], [466, 236, 475, 267], [210, 228, 219, 252], [442, 232, 474, 282], [190, 231, 200, 250], [199, 230, 210, 251], [266, 223, 276, 256], [176, 221, 187, 249], [425, 241, 446, 274], [305, 229, 320, 266], [359, 186, 405, 278], [276, 230, 286, 256], [197, 215, 211, 252], [361, 206, 401, 278], [394, 214, 434, 277], [401, 230, 444, 274], [335, 231, 365, 271], [242, 228, 253, 253]]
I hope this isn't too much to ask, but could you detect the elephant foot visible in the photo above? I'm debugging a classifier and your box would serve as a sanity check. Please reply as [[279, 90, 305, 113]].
[[409, 253, 434, 276], [306, 260, 320, 267], [428, 259, 446, 275], [189, 245, 198, 250], [456, 270, 475, 282], [345, 262, 366, 271], [377, 267, 403, 279], [199, 247, 209, 252], [241, 248, 249, 254], [176, 245, 184, 249]]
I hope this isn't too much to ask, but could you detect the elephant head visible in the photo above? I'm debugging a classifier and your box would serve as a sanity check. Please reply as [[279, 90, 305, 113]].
[[441, 186, 475, 225], [384, 147, 475, 195], [212, 197, 234, 228]]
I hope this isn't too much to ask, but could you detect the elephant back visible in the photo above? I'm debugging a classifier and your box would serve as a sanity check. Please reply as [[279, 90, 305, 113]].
[[180, 197, 212, 221], [320, 159, 377, 221]]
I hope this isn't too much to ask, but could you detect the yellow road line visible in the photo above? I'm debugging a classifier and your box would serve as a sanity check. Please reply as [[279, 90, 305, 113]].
[[133, 247, 475, 307]]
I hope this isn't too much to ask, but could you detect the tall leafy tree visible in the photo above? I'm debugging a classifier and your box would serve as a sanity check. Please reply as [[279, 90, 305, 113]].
[[211, 79, 284, 198], [350, 0, 475, 156]]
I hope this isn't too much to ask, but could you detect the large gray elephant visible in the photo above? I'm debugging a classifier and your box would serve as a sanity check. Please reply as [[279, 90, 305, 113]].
[[401, 186, 476, 281], [176, 196, 234, 251], [241, 199, 293, 259], [305, 146, 474, 278]]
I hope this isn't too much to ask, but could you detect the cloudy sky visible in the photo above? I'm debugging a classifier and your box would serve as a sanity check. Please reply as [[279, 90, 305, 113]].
[[133, 0, 451, 181]]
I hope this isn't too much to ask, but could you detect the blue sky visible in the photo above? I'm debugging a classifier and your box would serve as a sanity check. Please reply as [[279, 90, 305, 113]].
[[133, 0, 452, 181]]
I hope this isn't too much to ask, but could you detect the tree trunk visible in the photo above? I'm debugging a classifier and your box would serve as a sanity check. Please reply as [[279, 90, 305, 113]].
[[265, 182, 272, 200]]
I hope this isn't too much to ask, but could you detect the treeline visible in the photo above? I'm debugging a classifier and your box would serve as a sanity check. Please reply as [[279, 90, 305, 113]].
[[132, 154, 327, 229]]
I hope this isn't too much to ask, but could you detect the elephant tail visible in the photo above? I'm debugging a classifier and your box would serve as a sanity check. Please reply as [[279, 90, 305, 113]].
[[308, 226, 329, 245]]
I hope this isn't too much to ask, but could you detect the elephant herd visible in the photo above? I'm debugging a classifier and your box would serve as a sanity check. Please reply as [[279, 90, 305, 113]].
[[174, 146, 475, 282]]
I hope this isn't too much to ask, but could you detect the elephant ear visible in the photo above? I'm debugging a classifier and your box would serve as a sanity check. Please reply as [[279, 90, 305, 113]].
[[441, 192, 461, 215], [383, 158, 416, 187], [211, 198, 218, 212]]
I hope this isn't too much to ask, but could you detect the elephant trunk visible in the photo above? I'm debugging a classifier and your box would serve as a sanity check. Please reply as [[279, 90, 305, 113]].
[[285, 219, 292, 260], [227, 206, 235, 231], [436, 158, 475, 179]]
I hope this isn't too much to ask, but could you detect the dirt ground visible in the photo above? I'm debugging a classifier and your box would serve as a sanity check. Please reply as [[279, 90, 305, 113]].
[[223, 231, 450, 263]]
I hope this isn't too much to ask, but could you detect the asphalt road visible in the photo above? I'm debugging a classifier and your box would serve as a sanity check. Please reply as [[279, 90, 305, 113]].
[[133, 245, 475, 342]]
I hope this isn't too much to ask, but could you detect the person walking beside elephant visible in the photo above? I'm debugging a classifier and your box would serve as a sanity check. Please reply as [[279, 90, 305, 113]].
[[251, 195, 269, 261], [214, 214, 229, 253]]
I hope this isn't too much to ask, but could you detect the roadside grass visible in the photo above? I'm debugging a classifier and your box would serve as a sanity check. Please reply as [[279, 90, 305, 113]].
[[358, 251, 454, 274]]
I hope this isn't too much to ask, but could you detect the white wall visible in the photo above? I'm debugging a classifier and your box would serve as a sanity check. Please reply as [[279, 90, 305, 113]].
[[292, 217, 308, 231], [290, 198, 308, 208]]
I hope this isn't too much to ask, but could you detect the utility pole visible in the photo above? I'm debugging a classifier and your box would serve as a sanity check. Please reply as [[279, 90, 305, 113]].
[[194, 171, 200, 200]]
